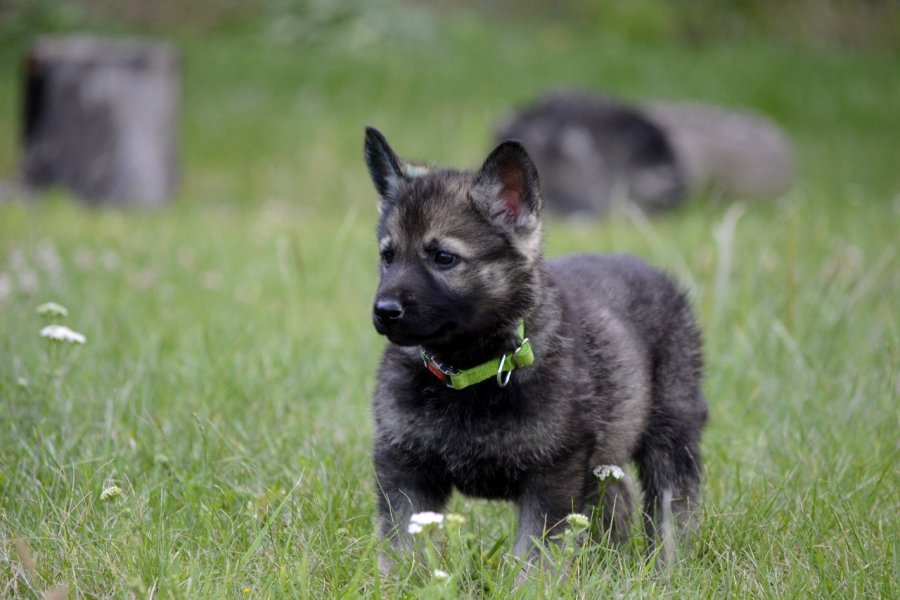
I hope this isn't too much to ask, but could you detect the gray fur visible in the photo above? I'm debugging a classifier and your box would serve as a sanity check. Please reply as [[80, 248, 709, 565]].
[[364, 127, 708, 573]]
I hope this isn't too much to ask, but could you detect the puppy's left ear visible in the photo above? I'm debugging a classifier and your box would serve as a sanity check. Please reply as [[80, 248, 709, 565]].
[[471, 141, 542, 232]]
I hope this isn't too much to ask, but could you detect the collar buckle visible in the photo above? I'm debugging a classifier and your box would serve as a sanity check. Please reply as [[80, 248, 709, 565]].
[[420, 348, 460, 388]]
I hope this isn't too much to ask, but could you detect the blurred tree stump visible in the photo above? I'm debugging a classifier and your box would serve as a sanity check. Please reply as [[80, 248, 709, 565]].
[[643, 101, 794, 200], [21, 35, 180, 206]]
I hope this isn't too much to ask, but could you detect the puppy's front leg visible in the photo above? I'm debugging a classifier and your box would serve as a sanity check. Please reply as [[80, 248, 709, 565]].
[[374, 446, 451, 574], [513, 468, 586, 565]]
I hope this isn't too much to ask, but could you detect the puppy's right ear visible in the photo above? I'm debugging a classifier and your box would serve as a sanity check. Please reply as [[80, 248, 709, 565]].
[[364, 127, 405, 200]]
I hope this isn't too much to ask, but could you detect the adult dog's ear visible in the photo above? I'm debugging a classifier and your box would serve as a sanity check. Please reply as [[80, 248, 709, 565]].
[[470, 140, 542, 232], [364, 127, 408, 201]]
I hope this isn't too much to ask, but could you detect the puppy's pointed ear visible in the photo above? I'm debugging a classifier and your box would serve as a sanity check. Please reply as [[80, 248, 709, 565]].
[[471, 141, 542, 232], [364, 127, 406, 200]]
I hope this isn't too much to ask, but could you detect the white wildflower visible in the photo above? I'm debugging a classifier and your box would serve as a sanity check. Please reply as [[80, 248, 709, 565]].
[[100, 485, 122, 502], [36, 301, 69, 317], [408, 511, 444, 534], [565, 513, 590, 531], [593, 464, 625, 482], [40, 324, 86, 344], [445, 513, 467, 527], [432, 569, 450, 581]]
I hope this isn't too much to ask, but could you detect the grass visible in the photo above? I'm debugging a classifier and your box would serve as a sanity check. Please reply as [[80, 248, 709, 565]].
[[1, 3, 898, 597]]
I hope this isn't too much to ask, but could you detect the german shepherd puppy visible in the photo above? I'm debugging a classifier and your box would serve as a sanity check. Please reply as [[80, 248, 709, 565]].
[[364, 127, 707, 573]]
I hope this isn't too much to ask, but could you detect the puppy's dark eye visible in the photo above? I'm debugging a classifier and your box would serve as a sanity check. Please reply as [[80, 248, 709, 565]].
[[433, 251, 459, 268], [380, 249, 395, 265]]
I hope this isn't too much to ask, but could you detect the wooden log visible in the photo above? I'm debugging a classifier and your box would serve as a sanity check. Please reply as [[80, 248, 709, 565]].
[[643, 101, 794, 200], [21, 35, 180, 206]]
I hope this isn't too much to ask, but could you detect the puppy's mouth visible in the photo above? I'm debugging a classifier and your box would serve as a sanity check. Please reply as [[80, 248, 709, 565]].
[[377, 322, 455, 347]]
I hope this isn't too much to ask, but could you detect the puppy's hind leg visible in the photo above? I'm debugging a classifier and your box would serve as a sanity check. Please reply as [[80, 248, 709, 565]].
[[639, 302, 707, 570], [635, 412, 704, 571]]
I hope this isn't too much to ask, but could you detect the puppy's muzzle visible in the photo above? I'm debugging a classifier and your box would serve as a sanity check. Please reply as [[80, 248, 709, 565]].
[[373, 297, 404, 325]]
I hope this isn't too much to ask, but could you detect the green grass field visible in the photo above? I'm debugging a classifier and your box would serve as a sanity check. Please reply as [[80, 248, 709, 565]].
[[1, 3, 898, 597]]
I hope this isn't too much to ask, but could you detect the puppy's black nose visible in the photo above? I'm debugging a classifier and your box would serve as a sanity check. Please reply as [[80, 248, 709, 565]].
[[374, 298, 404, 322]]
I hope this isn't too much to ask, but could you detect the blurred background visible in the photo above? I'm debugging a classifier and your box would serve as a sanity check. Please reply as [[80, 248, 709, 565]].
[[1, 0, 898, 210], [1, 2, 898, 596]]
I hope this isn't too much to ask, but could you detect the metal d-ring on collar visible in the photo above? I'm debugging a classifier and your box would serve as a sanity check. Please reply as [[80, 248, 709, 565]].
[[496, 353, 512, 387], [497, 335, 530, 388]]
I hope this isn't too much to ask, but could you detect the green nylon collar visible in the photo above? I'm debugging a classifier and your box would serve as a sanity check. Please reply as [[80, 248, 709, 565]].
[[419, 319, 534, 390]]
